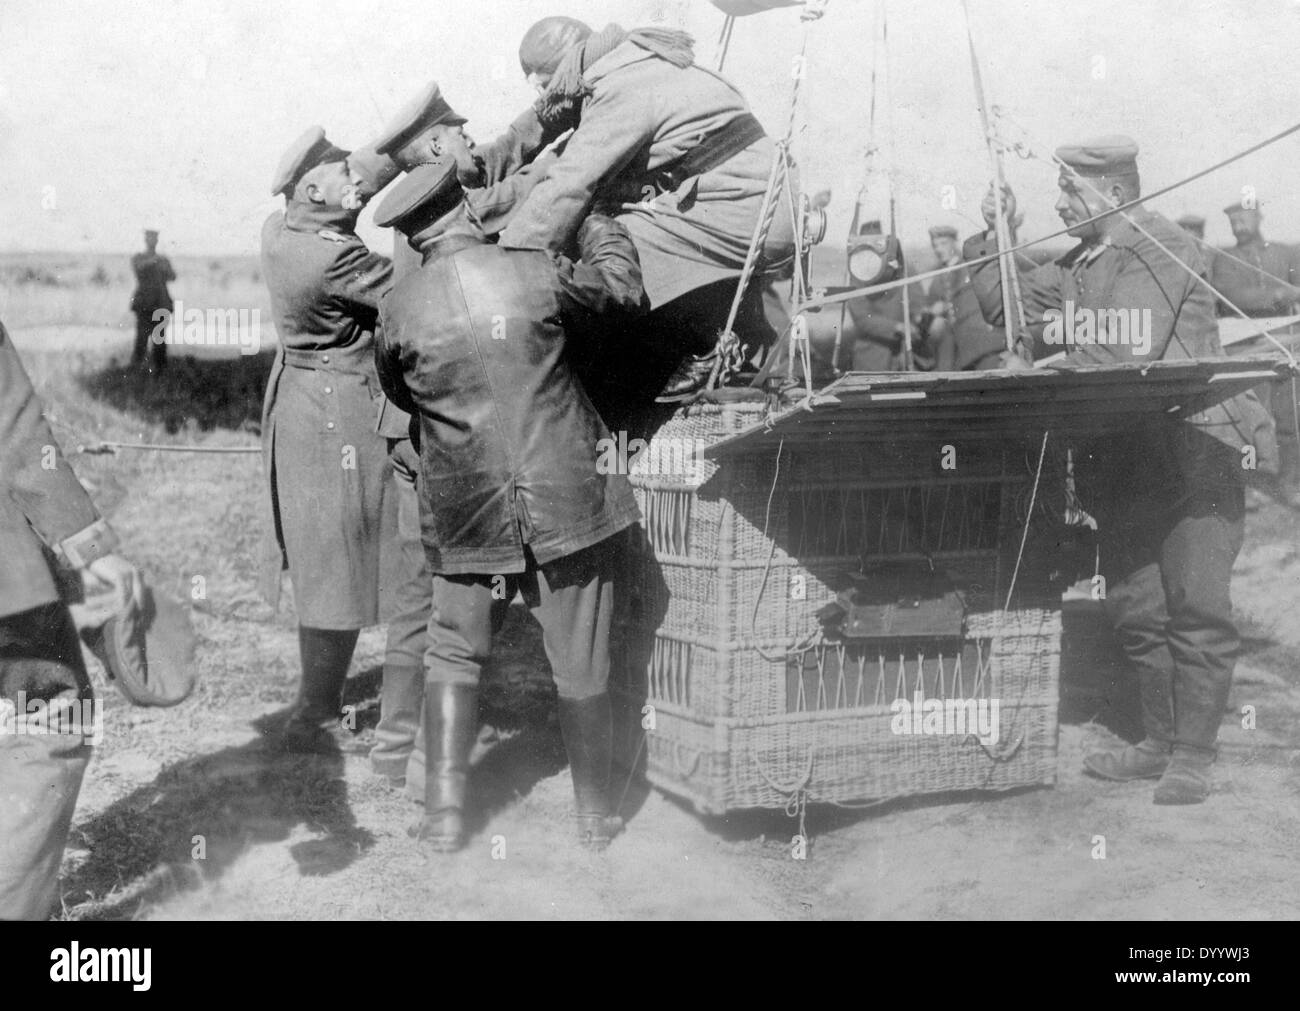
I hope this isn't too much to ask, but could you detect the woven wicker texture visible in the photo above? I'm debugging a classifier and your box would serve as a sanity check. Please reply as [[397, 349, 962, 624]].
[[614, 400, 1062, 813]]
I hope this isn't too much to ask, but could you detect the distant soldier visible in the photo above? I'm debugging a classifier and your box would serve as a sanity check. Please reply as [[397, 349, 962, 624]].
[[1, 319, 144, 918], [258, 127, 421, 755], [1207, 200, 1300, 492], [926, 220, 1015, 372], [1175, 214, 1205, 240], [375, 159, 644, 852], [129, 229, 175, 373], [967, 136, 1275, 805], [1208, 201, 1300, 317]]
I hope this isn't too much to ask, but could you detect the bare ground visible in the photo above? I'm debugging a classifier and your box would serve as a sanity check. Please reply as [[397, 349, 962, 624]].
[[16, 326, 1300, 921]]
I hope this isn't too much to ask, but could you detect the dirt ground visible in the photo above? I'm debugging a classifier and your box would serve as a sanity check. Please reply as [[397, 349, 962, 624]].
[[14, 325, 1300, 921]]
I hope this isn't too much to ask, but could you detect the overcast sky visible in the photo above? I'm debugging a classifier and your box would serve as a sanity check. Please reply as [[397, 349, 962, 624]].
[[2, 0, 1298, 257]]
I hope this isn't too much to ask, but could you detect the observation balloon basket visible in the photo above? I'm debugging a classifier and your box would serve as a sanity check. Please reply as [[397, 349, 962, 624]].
[[610, 359, 1287, 814]]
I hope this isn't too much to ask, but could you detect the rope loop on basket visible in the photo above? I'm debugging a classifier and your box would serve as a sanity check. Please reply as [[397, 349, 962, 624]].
[[752, 745, 815, 812]]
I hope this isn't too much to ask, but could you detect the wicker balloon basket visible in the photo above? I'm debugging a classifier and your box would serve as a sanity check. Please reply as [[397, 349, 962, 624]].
[[611, 397, 1062, 814]]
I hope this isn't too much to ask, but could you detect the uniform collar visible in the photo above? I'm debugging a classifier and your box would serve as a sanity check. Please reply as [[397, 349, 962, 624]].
[[284, 199, 360, 238], [416, 231, 485, 263]]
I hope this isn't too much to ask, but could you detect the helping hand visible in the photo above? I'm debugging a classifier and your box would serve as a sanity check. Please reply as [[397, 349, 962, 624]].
[[70, 553, 145, 631], [981, 184, 1017, 230]]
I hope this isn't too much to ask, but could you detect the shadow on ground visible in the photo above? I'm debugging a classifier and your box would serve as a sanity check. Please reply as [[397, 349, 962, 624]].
[[78, 351, 276, 434], [62, 734, 370, 920]]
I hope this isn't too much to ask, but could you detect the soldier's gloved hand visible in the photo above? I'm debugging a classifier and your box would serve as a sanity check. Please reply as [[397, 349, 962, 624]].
[[542, 127, 574, 158], [71, 554, 145, 631], [565, 214, 646, 316], [997, 348, 1033, 371], [981, 184, 1017, 231]]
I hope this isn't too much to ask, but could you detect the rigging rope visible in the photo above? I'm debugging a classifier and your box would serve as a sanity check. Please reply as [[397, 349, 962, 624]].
[[960, 0, 1029, 359], [798, 119, 1300, 313]]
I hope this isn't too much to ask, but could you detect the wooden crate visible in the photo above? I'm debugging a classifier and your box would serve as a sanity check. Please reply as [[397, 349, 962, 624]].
[[612, 399, 1061, 813]]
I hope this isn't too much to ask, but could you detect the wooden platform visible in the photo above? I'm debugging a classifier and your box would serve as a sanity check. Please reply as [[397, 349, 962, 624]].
[[705, 356, 1293, 455]]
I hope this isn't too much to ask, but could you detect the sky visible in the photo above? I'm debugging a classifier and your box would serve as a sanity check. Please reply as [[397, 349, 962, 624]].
[[2, 0, 1299, 258]]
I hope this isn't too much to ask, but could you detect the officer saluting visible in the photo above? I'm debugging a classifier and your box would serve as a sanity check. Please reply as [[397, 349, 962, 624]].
[[258, 127, 409, 753], [966, 136, 1274, 805]]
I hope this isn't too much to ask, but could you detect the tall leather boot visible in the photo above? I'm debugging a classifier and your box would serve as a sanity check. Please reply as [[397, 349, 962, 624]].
[[371, 664, 423, 783], [409, 682, 478, 851], [279, 627, 360, 753], [557, 693, 624, 851], [1154, 664, 1231, 805]]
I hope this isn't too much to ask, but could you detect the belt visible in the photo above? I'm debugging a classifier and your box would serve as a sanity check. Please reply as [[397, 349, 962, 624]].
[[655, 112, 767, 192], [281, 341, 375, 375]]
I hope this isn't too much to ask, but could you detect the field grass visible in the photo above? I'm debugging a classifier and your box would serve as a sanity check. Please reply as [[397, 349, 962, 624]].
[[0, 251, 270, 331]]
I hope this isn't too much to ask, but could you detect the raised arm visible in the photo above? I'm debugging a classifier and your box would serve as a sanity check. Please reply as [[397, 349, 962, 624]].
[[554, 214, 647, 318], [498, 85, 656, 255], [963, 231, 1066, 352], [475, 104, 555, 186], [327, 242, 394, 321]]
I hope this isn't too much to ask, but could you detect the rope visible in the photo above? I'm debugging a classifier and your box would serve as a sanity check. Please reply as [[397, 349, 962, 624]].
[[1002, 430, 1049, 615], [961, 0, 1030, 359], [76, 440, 260, 455], [1188, 232, 1300, 300], [798, 119, 1300, 313], [702, 13, 817, 393], [45, 414, 260, 455], [715, 13, 736, 73], [881, 0, 916, 372]]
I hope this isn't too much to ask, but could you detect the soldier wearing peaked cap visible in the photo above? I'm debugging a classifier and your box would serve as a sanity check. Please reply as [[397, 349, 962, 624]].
[[371, 80, 569, 256], [373, 159, 645, 853], [965, 134, 1276, 805], [923, 221, 1007, 372], [1176, 214, 1205, 240], [258, 126, 423, 758], [129, 229, 175, 374], [1205, 198, 1300, 494]]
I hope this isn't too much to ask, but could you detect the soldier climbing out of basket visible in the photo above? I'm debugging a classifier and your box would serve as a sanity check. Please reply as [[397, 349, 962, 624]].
[[373, 157, 645, 852], [964, 135, 1275, 805], [493, 16, 798, 425]]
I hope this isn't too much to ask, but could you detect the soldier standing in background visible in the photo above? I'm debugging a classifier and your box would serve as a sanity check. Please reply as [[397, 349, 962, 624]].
[[925, 219, 1016, 372], [129, 229, 175, 374], [1207, 200, 1300, 495]]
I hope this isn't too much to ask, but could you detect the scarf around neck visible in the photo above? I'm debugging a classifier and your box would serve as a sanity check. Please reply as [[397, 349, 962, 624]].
[[535, 23, 695, 127]]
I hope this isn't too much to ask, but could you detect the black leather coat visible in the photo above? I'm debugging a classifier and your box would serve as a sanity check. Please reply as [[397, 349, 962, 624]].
[[377, 216, 645, 575]]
